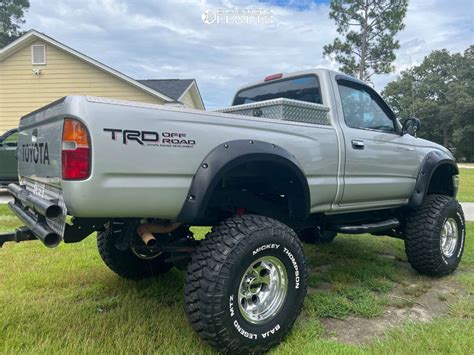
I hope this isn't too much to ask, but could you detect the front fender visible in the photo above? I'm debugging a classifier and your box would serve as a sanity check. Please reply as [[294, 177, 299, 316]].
[[408, 150, 459, 208]]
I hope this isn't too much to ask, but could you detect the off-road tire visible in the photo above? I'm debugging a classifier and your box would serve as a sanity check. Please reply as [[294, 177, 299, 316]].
[[184, 215, 308, 353], [97, 220, 172, 279], [298, 227, 337, 244], [404, 194, 466, 276]]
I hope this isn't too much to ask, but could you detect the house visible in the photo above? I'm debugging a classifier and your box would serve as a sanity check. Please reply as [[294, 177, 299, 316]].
[[0, 30, 205, 134], [139, 79, 203, 109]]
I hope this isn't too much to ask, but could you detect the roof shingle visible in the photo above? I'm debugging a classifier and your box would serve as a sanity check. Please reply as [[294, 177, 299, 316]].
[[138, 79, 194, 101]]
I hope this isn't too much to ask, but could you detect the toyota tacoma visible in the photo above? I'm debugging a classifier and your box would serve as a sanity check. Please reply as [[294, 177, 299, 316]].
[[0, 69, 465, 353]]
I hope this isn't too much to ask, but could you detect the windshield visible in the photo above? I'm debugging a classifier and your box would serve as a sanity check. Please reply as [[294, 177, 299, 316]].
[[233, 75, 322, 106]]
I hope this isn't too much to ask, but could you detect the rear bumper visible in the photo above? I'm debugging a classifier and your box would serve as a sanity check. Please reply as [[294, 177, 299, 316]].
[[6, 183, 63, 248]]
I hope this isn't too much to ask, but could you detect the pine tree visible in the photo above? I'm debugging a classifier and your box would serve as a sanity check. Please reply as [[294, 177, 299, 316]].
[[323, 0, 408, 81]]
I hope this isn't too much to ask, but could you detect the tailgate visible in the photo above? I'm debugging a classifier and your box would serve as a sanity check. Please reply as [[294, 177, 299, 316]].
[[13, 98, 69, 239], [18, 98, 65, 187]]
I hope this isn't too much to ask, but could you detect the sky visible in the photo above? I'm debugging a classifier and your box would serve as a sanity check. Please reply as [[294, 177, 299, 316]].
[[22, 0, 474, 109]]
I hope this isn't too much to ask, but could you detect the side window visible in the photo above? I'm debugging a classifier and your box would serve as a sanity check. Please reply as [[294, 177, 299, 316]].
[[338, 82, 396, 133], [2, 132, 18, 147]]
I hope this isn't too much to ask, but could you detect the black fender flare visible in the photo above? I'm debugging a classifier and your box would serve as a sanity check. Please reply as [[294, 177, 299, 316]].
[[177, 140, 310, 224], [408, 150, 459, 208]]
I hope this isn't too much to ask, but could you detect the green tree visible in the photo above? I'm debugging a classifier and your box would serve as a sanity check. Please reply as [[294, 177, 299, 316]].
[[0, 0, 30, 48], [323, 0, 408, 81], [450, 46, 474, 161], [383, 46, 474, 161]]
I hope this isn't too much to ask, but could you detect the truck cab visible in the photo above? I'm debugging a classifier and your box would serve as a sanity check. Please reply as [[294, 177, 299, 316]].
[[227, 69, 455, 212]]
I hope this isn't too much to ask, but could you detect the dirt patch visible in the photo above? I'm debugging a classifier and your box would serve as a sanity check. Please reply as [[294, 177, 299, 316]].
[[321, 276, 468, 345]]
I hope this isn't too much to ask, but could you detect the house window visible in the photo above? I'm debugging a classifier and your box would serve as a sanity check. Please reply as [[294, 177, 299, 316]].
[[31, 45, 46, 65]]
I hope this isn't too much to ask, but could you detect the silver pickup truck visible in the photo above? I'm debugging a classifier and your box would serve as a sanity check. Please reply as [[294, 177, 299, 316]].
[[1, 69, 465, 353]]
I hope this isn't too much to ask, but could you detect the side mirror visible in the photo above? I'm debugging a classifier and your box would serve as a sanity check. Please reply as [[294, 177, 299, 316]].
[[402, 118, 421, 137]]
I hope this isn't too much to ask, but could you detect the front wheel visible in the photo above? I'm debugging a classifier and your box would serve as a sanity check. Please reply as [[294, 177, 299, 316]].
[[184, 215, 307, 353], [404, 194, 466, 276]]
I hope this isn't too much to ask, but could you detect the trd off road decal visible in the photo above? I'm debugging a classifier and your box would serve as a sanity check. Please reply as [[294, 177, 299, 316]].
[[103, 128, 196, 148]]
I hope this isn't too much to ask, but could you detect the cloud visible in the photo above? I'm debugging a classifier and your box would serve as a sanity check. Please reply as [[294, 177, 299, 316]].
[[372, 0, 474, 89], [23, 0, 473, 108]]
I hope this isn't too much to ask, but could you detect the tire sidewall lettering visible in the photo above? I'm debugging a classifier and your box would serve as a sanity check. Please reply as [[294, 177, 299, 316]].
[[440, 205, 465, 265], [226, 240, 303, 342], [456, 210, 465, 259], [283, 246, 300, 289]]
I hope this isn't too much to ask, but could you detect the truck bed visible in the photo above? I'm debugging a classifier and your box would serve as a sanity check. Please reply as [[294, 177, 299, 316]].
[[17, 96, 339, 219]]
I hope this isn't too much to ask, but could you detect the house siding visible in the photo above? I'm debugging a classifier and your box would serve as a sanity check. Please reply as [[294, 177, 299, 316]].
[[0, 40, 166, 133], [180, 90, 195, 108], [180, 85, 204, 110]]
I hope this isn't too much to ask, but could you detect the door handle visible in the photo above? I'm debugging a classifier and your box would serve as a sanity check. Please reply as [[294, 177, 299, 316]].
[[351, 140, 365, 150]]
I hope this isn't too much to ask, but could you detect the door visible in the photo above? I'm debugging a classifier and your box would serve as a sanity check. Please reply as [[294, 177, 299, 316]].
[[337, 80, 418, 206], [0, 129, 19, 182]]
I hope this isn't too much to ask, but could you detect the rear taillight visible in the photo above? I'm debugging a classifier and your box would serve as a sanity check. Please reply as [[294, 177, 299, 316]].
[[62, 118, 90, 180]]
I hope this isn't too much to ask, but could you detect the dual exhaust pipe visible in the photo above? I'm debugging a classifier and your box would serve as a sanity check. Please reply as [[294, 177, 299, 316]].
[[8, 184, 62, 219], [7, 184, 63, 248], [8, 202, 62, 248]]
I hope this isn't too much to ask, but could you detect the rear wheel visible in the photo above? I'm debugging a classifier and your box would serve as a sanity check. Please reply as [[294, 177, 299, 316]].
[[404, 194, 466, 276], [97, 220, 172, 279], [184, 215, 307, 353]]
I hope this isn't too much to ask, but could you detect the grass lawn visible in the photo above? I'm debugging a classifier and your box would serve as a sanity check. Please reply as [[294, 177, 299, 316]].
[[459, 168, 474, 202], [0, 201, 472, 353]]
